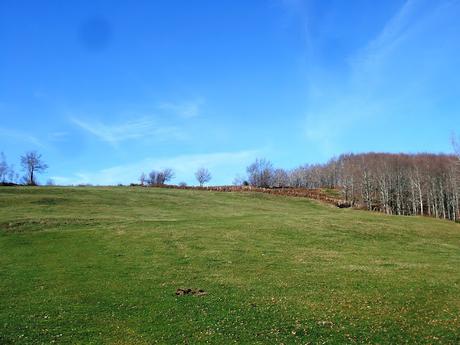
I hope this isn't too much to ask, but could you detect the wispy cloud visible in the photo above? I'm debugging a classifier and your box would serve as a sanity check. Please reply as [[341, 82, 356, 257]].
[[52, 149, 259, 186], [70, 117, 184, 145], [0, 127, 45, 148], [49, 131, 69, 142], [277, 0, 313, 59], [361, 0, 417, 57], [350, 0, 426, 82], [158, 99, 204, 118], [301, 0, 455, 155]]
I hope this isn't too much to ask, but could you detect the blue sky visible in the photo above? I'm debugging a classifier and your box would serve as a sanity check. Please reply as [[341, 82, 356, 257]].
[[0, 0, 459, 185]]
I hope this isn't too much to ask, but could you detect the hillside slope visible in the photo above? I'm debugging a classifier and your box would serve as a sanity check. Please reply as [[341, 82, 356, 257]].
[[1, 187, 459, 344]]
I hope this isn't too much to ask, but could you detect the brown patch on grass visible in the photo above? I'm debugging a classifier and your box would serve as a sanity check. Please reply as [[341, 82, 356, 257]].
[[175, 288, 207, 296]]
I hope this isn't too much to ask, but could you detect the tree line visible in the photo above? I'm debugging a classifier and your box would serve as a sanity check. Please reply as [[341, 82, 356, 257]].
[[139, 167, 212, 187], [0, 151, 48, 185], [3, 148, 459, 222], [241, 153, 460, 221]]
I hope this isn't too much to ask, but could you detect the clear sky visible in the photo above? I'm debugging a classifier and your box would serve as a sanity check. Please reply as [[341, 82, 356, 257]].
[[1, 0, 459, 185]]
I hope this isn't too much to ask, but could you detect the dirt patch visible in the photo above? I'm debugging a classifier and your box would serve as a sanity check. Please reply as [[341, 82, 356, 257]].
[[175, 288, 207, 296], [337, 201, 351, 208]]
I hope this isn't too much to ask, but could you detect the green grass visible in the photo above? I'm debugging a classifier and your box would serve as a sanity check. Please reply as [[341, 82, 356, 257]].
[[1, 186, 459, 344]]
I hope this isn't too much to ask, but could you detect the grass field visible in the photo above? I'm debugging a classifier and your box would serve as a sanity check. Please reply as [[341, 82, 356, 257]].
[[1, 187, 459, 344]]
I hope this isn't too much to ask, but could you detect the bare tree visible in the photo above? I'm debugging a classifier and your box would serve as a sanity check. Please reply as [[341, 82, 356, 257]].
[[272, 168, 289, 187], [7, 166, 18, 184], [452, 134, 460, 182], [247, 158, 274, 188], [20, 151, 48, 185], [160, 168, 174, 184], [148, 171, 157, 185], [148, 168, 175, 186], [238, 151, 459, 221], [139, 172, 146, 186], [195, 168, 212, 186], [0, 152, 9, 182], [452, 133, 460, 220], [451, 133, 460, 157]]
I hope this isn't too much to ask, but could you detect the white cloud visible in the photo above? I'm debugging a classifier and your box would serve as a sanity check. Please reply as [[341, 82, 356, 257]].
[[70, 117, 184, 145], [49, 131, 69, 141], [0, 127, 45, 148], [349, 0, 427, 83], [360, 0, 417, 59], [302, 0, 455, 155], [277, 0, 313, 57], [158, 99, 204, 118], [54, 149, 260, 186]]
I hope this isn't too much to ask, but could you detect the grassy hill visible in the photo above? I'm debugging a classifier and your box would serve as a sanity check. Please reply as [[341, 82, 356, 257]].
[[1, 187, 459, 344]]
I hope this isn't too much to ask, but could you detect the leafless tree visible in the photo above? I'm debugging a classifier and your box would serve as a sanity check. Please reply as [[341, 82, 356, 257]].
[[20, 151, 48, 185], [451, 133, 460, 157], [0, 152, 9, 182], [452, 133, 460, 189], [148, 171, 157, 185], [148, 168, 175, 186], [8, 167, 18, 184], [161, 168, 174, 184], [247, 158, 274, 188], [253, 151, 459, 221], [139, 172, 146, 186], [195, 167, 212, 186], [272, 168, 289, 187]]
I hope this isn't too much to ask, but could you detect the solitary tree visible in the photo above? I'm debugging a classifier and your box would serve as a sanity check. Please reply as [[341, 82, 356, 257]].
[[195, 168, 212, 186], [20, 151, 48, 185]]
